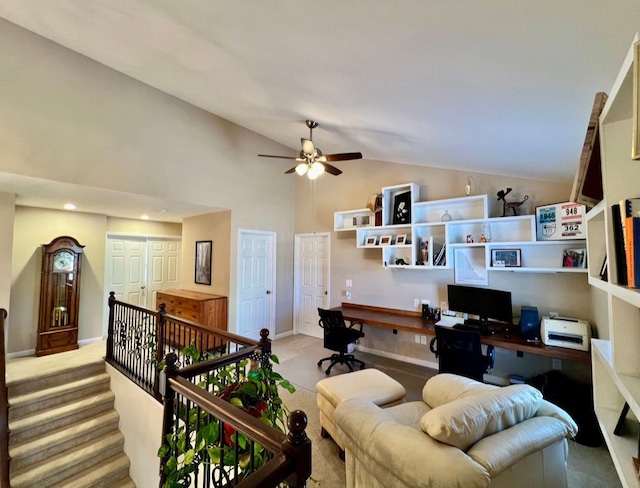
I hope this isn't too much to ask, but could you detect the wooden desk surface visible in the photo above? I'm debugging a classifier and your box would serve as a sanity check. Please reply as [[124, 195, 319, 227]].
[[337, 303, 591, 364]]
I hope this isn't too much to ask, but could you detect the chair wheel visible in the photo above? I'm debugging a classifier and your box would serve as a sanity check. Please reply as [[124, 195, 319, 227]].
[[325, 368, 331, 375], [317, 361, 322, 367]]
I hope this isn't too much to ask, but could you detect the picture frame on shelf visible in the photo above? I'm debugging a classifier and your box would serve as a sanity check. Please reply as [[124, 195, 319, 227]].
[[562, 248, 587, 268], [396, 234, 407, 245], [491, 249, 521, 268], [633, 40, 640, 160], [379, 235, 392, 246], [195, 240, 212, 285], [364, 236, 378, 246], [392, 191, 412, 224]]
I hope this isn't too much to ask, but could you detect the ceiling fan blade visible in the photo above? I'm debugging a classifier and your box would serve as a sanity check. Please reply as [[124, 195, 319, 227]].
[[284, 166, 298, 174], [325, 152, 363, 162], [258, 154, 297, 160], [323, 163, 343, 176]]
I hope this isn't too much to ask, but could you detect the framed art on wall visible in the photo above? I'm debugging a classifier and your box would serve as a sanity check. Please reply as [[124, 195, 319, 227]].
[[392, 191, 412, 224], [195, 240, 212, 285]]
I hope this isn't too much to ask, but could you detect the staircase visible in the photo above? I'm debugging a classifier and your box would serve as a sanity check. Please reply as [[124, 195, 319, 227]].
[[7, 358, 135, 487]]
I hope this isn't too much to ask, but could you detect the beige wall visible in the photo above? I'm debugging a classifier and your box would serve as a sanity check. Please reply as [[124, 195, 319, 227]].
[[0, 192, 15, 320], [180, 211, 231, 297], [0, 20, 296, 346], [295, 159, 594, 382], [106, 218, 182, 237]]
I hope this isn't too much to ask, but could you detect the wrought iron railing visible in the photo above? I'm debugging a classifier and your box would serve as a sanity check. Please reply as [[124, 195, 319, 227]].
[[1, 308, 8, 488], [106, 292, 256, 400], [105, 294, 311, 487]]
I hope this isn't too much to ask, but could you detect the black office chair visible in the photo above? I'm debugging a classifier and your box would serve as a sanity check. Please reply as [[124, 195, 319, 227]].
[[317, 308, 365, 375], [429, 325, 495, 382]]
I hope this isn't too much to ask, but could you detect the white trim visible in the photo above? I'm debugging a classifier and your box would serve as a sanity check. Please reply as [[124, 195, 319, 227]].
[[293, 232, 331, 335], [273, 330, 293, 341], [237, 229, 277, 339], [7, 336, 105, 359]]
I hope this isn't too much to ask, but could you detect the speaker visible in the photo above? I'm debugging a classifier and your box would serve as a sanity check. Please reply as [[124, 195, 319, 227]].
[[520, 306, 540, 340]]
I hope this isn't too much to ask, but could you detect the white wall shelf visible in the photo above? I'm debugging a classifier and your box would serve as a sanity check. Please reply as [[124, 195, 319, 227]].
[[587, 34, 640, 488], [337, 190, 586, 274]]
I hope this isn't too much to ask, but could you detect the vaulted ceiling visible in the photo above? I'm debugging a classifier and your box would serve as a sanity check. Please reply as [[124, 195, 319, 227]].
[[1, 1, 638, 218]]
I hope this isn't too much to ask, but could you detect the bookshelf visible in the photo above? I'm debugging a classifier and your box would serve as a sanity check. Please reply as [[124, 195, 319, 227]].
[[586, 34, 640, 488]]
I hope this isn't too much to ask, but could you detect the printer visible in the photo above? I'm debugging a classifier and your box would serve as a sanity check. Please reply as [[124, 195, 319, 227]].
[[541, 316, 591, 351]]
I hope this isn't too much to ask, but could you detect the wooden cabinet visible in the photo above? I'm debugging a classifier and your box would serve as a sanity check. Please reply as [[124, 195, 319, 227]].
[[156, 289, 228, 331], [587, 34, 640, 487]]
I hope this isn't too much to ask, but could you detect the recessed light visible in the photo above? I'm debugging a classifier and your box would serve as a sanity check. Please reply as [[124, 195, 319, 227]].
[[141, 214, 150, 220], [64, 203, 76, 210]]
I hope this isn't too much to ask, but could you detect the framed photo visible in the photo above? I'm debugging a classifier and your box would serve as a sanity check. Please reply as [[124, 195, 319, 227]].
[[392, 191, 412, 225], [454, 247, 488, 285], [194, 240, 212, 285], [562, 248, 586, 268], [491, 249, 521, 268], [395, 234, 407, 245], [379, 235, 393, 246], [364, 235, 378, 246], [633, 40, 640, 160]]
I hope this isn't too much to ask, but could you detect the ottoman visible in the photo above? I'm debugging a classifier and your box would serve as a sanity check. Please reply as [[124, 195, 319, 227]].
[[316, 368, 406, 457]]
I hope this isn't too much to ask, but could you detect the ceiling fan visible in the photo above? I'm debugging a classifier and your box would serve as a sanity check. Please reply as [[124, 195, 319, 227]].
[[258, 120, 363, 178]]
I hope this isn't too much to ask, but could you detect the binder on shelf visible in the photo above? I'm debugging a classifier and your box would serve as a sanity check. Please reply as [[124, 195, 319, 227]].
[[625, 216, 640, 288], [612, 204, 628, 285]]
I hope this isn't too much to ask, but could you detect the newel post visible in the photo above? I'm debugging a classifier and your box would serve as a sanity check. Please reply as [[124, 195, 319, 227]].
[[106, 292, 116, 362], [153, 304, 167, 400], [158, 352, 178, 487], [284, 410, 312, 488]]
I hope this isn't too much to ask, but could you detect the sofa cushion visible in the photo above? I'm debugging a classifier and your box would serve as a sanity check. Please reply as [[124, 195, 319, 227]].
[[420, 384, 543, 450], [422, 373, 497, 408]]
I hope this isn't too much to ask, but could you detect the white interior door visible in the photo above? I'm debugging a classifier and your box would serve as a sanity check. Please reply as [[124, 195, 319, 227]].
[[237, 230, 275, 340], [295, 233, 329, 338], [106, 237, 147, 305], [146, 239, 181, 307]]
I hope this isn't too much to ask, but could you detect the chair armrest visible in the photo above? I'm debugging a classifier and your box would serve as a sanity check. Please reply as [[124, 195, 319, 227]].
[[348, 320, 363, 332], [335, 399, 490, 488], [466, 416, 571, 477]]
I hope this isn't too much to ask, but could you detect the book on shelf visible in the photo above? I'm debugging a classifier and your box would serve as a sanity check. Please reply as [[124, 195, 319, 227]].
[[612, 204, 628, 285], [625, 216, 640, 288]]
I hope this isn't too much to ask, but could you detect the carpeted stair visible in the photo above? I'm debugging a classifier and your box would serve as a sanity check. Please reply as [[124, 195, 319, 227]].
[[7, 359, 135, 487]]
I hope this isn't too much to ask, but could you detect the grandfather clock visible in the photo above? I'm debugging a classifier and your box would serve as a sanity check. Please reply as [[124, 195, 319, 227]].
[[36, 236, 84, 356]]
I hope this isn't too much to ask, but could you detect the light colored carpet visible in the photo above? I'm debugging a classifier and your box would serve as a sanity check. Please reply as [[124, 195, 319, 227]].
[[273, 334, 621, 488]]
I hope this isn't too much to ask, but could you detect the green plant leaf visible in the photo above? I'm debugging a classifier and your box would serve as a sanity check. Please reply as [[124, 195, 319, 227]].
[[184, 449, 195, 465], [158, 444, 170, 457], [270, 354, 280, 364]]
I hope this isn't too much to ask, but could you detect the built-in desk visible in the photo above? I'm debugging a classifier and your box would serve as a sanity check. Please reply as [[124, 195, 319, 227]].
[[337, 303, 590, 364]]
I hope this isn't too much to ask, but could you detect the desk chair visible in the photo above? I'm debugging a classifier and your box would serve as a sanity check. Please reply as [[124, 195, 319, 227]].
[[317, 308, 365, 375], [429, 325, 495, 382]]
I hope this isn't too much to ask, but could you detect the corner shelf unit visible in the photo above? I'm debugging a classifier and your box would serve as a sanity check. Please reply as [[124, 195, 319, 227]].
[[335, 185, 587, 273], [585, 34, 640, 488]]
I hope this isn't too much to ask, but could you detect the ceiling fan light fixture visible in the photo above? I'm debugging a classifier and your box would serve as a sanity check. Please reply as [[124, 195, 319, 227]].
[[295, 162, 309, 176], [308, 161, 325, 179]]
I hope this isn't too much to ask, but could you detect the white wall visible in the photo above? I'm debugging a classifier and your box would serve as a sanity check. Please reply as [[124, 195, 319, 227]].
[[295, 159, 594, 382], [0, 19, 296, 346]]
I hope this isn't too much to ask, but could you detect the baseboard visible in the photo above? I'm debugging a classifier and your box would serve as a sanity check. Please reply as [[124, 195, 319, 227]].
[[355, 344, 439, 370], [274, 330, 293, 341], [79, 336, 104, 346], [7, 336, 104, 359]]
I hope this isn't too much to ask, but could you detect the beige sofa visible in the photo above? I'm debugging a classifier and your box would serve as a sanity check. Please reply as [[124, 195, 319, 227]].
[[335, 373, 578, 488]]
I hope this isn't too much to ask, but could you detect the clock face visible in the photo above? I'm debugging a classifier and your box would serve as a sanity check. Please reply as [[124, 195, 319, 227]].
[[53, 251, 75, 272]]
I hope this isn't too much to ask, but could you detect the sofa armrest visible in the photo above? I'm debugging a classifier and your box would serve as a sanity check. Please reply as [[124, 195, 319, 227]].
[[467, 416, 571, 476], [335, 399, 491, 488], [535, 399, 579, 436]]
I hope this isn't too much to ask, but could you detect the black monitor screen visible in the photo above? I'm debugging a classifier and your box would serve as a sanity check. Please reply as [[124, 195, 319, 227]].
[[447, 284, 513, 325]]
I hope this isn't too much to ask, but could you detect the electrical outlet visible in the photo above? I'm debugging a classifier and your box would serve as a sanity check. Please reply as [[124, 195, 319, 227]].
[[420, 335, 428, 345], [414, 299, 420, 308], [440, 301, 448, 312], [346, 279, 352, 288], [414, 334, 421, 344], [552, 358, 562, 370], [346, 290, 352, 300]]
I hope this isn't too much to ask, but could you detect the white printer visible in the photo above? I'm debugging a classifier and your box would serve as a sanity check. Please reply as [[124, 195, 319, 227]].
[[541, 316, 591, 351]]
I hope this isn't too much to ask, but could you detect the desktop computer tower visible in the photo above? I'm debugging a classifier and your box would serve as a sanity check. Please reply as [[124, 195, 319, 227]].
[[520, 306, 540, 340]]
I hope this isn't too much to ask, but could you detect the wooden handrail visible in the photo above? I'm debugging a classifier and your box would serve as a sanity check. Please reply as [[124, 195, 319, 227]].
[[1, 308, 9, 488]]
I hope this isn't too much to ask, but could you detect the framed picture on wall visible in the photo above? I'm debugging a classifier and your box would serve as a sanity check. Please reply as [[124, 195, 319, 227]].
[[195, 240, 212, 285], [392, 191, 412, 225]]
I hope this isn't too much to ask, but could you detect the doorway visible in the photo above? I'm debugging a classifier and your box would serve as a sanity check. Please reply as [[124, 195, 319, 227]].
[[237, 230, 276, 340], [104, 235, 181, 333], [294, 233, 330, 338]]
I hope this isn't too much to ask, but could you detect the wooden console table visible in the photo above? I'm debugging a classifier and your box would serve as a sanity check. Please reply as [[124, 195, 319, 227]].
[[337, 303, 590, 364]]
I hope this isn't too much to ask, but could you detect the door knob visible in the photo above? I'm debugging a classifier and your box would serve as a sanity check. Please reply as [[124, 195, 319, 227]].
[[266, 290, 271, 294], [141, 286, 146, 290]]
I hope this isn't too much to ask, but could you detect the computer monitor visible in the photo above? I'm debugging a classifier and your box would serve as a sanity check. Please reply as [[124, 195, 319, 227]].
[[447, 284, 513, 330]]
